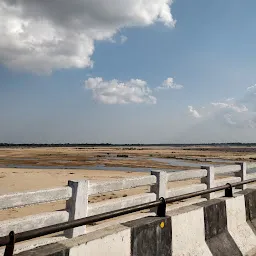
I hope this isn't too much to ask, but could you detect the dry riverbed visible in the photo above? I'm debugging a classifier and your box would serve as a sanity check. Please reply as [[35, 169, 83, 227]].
[[0, 146, 256, 221]]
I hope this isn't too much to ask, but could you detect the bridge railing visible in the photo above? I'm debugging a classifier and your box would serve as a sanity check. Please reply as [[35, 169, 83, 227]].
[[0, 175, 157, 239], [2, 176, 256, 256], [0, 162, 255, 254], [0, 187, 71, 238]]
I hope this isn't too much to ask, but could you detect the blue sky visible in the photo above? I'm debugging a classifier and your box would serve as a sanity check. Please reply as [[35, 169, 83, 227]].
[[0, 0, 256, 143]]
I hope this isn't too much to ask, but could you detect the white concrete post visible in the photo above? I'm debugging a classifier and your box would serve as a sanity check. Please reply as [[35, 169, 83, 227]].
[[150, 170, 168, 199], [150, 170, 167, 214], [64, 180, 89, 238], [201, 166, 215, 200], [235, 162, 247, 190]]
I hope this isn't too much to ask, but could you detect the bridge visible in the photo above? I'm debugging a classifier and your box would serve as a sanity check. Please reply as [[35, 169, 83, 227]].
[[1, 162, 256, 255]]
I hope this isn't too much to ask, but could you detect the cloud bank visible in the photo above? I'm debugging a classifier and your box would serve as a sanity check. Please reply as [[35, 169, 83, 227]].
[[0, 0, 175, 74]]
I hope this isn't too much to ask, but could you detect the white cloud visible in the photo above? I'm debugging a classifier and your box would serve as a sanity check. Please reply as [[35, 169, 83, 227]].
[[224, 114, 237, 125], [241, 85, 256, 112], [225, 97, 234, 101], [157, 77, 183, 90], [247, 84, 256, 91], [188, 85, 256, 129], [0, 0, 175, 74], [120, 35, 128, 44], [211, 102, 248, 113], [188, 106, 201, 118], [85, 77, 157, 104]]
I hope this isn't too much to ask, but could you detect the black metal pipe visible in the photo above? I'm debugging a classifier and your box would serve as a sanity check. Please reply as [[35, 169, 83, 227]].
[[165, 183, 230, 204], [1, 177, 256, 247], [233, 178, 256, 186], [0, 200, 160, 246], [164, 177, 256, 204]]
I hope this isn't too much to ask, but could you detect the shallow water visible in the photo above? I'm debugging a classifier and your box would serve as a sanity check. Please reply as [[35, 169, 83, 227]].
[[2, 164, 156, 173], [110, 156, 216, 168], [1, 156, 202, 172], [150, 158, 204, 168], [247, 167, 256, 174], [3, 156, 255, 174], [205, 158, 235, 163]]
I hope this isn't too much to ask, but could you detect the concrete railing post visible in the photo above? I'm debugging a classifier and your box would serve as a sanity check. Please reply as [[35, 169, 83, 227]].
[[201, 166, 215, 200], [235, 162, 247, 190], [150, 170, 167, 214], [64, 180, 89, 238], [150, 170, 168, 199]]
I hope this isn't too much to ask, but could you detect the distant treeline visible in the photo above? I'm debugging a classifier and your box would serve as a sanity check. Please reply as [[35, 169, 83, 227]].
[[0, 142, 256, 148]]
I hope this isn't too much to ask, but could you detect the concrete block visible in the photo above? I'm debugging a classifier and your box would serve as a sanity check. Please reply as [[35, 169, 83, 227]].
[[224, 195, 256, 255], [123, 216, 171, 256], [167, 205, 212, 256], [72, 227, 130, 256], [196, 199, 242, 256], [0, 237, 66, 256], [14, 242, 69, 256], [200, 199, 227, 240], [15, 225, 130, 256], [206, 233, 242, 256], [239, 188, 256, 233]]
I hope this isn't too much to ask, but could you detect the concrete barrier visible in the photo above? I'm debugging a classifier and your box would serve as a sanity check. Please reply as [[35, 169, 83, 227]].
[[13, 188, 256, 256], [196, 199, 241, 256], [123, 216, 171, 256], [240, 188, 256, 233], [167, 205, 212, 256], [15, 225, 131, 256], [195, 191, 256, 256], [224, 194, 256, 255], [0, 163, 248, 249]]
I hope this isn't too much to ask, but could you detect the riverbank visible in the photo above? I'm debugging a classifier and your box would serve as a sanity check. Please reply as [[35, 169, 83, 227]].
[[1, 146, 255, 169], [1, 146, 256, 221]]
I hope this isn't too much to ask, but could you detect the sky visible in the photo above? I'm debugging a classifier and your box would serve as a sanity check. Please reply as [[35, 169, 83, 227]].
[[0, 0, 256, 144]]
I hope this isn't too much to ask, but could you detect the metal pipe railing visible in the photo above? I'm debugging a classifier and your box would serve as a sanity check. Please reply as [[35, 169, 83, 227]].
[[1, 177, 256, 255]]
